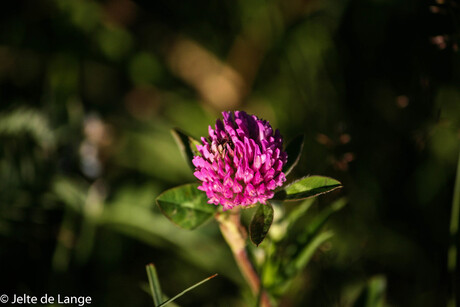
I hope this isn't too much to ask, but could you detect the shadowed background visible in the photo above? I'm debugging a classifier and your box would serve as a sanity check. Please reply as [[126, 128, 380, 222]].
[[0, 0, 459, 306]]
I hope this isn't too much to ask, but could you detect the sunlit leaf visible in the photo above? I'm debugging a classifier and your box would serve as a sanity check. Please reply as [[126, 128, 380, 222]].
[[156, 183, 217, 230], [283, 134, 304, 176], [274, 175, 342, 201], [171, 128, 201, 171], [249, 203, 274, 246]]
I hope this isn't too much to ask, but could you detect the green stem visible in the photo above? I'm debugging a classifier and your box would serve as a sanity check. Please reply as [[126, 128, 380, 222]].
[[448, 150, 460, 307], [216, 209, 272, 307]]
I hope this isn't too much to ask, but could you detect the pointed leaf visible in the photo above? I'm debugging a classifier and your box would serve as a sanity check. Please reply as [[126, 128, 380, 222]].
[[171, 128, 201, 171], [146, 263, 163, 306], [249, 203, 274, 246], [273, 175, 342, 201], [156, 184, 217, 230], [283, 134, 304, 176]]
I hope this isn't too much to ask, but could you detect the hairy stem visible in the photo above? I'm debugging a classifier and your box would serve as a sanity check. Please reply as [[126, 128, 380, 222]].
[[216, 209, 271, 307]]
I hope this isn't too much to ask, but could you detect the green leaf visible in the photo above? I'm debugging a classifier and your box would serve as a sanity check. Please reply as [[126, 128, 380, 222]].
[[353, 275, 387, 307], [52, 176, 89, 213], [286, 231, 334, 277], [304, 197, 346, 240], [158, 274, 218, 307], [0, 107, 56, 150], [365, 276, 387, 307], [146, 263, 163, 306], [280, 198, 346, 284], [273, 175, 342, 201], [283, 134, 304, 176], [284, 198, 315, 232], [171, 128, 201, 171], [156, 183, 218, 230], [249, 203, 274, 246]]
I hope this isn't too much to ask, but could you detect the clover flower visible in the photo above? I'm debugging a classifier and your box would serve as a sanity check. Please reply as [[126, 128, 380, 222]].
[[192, 111, 287, 210]]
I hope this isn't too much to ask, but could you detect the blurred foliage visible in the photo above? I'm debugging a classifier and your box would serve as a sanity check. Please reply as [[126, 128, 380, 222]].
[[0, 0, 459, 306]]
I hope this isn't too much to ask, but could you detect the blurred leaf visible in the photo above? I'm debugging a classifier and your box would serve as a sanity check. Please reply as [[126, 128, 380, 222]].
[[0, 107, 55, 150], [353, 275, 387, 307], [278, 199, 346, 288], [283, 134, 304, 176], [286, 230, 333, 278], [52, 209, 77, 272], [49, 54, 79, 93], [171, 128, 201, 171], [54, 0, 101, 32], [99, 200, 240, 282], [304, 197, 346, 240], [158, 273, 218, 307], [140, 284, 179, 307], [429, 125, 459, 164], [129, 52, 162, 85], [284, 198, 315, 232], [273, 175, 342, 201], [448, 151, 460, 306], [115, 127, 192, 182], [52, 176, 88, 213], [249, 203, 274, 246], [156, 183, 218, 230], [146, 263, 163, 306], [97, 26, 132, 61], [435, 86, 460, 127], [365, 276, 386, 307], [163, 99, 213, 135]]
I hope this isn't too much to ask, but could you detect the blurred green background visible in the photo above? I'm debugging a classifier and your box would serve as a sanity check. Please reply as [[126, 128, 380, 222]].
[[0, 0, 459, 306]]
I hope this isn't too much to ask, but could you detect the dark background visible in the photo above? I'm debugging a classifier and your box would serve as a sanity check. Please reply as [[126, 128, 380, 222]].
[[0, 0, 459, 306]]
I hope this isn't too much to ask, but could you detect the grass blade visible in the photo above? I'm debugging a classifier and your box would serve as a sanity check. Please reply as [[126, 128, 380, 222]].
[[158, 274, 218, 307], [146, 263, 163, 306]]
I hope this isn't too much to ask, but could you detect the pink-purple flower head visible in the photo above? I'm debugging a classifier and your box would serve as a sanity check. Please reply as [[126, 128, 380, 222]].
[[192, 111, 287, 211]]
